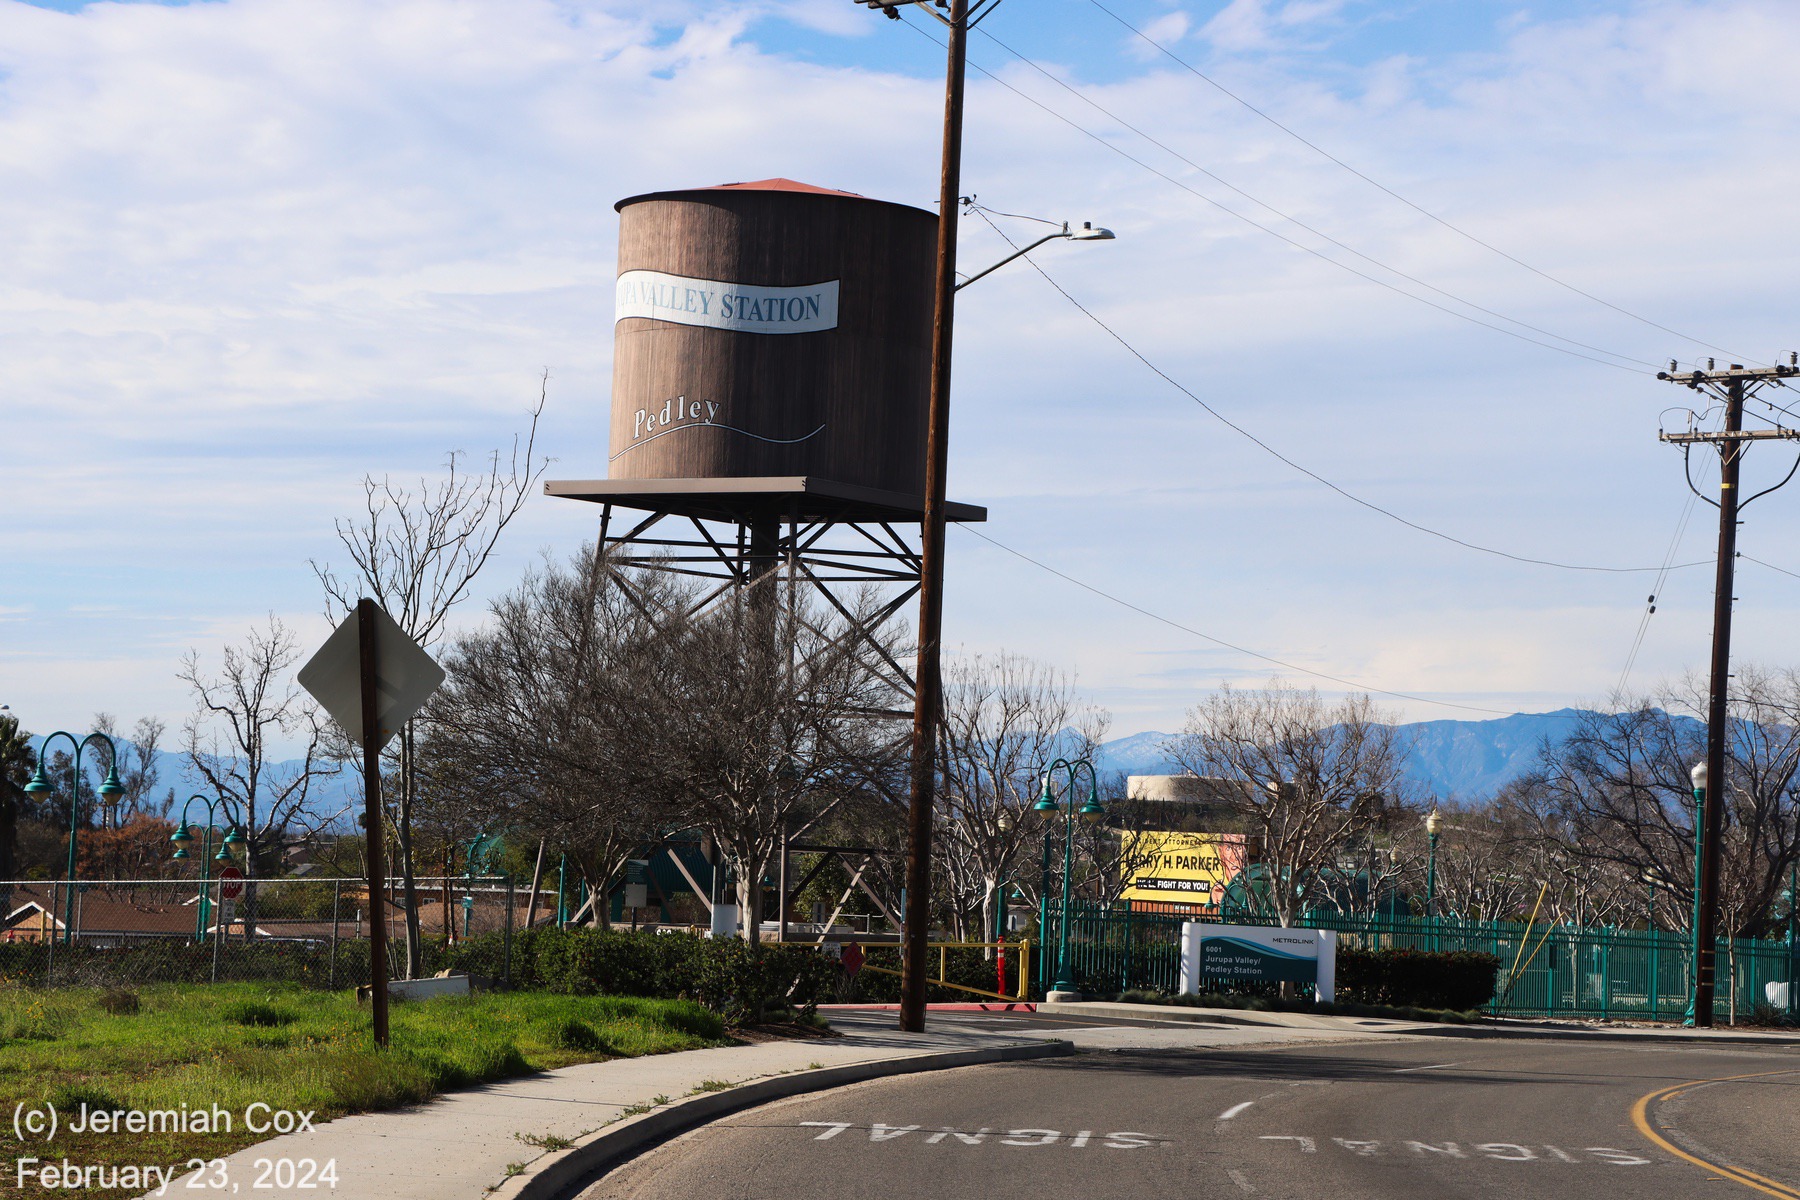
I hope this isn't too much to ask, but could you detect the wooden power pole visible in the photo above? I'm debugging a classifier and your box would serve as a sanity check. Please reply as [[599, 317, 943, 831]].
[[860, 0, 1006, 1034], [1658, 358, 1800, 1026]]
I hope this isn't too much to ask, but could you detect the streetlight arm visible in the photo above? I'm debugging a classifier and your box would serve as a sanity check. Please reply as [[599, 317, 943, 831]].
[[954, 230, 1070, 292]]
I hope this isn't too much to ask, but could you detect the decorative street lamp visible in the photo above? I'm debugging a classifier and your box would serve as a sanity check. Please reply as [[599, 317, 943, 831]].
[[169, 794, 246, 943], [1686, 761, 1708, 1026], [23, 730, 124, 944], [1424, 807, 1441, 952], [1034, 757, 1106, 999], [461, 830, 498, 940]]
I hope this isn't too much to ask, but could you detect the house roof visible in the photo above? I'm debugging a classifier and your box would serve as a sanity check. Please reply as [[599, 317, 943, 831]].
[[2, 884, 194, 936]]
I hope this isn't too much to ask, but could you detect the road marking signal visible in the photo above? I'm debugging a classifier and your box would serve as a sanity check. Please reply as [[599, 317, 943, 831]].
[[1254, 1137, 1651, 1166], [797, 1123, 1161, 1149]]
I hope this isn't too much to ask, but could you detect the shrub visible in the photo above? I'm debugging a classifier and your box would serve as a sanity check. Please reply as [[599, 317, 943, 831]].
[[1335, 947, 1499, 1011], [439, 929, 841, 1025], [96, 987, 141, 1015]]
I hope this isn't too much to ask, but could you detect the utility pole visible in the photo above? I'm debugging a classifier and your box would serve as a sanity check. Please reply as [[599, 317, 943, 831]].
[[1658, 357, 1800, 1026], [857, 0, 1005, 1034]]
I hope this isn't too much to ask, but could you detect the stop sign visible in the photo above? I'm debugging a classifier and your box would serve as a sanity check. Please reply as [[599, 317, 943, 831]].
[[217, 867, 245, 900]]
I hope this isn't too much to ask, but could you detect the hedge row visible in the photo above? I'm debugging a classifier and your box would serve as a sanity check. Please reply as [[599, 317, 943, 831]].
[[440, 928, 840, 1025], [1335, 947, 1498, 1011]]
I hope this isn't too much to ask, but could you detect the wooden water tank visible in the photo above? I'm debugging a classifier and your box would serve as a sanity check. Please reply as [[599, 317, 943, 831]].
[[608, 179, 936, 497]]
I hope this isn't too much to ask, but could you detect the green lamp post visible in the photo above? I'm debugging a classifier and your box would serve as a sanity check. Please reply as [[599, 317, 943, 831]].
[[23, 730, 124, 944], [169, 794, 246, 943], [1034, 757, 1106, 999], [462, 830, 499, 939], [1424, 808, 1441, 952], [1686, 761, 1707, 1027]]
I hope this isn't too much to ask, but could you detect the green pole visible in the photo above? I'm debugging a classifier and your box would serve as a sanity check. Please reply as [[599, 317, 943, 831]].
[[1037, 827, 1051, 995], [1426, 830, 1439, 953], [556, 854, 566, 928], [1055, 804, 1074, 992], [199, 828, 215, 943], [1773, 864, 1795, 1014], [1647, 881, 1659, 1020], [1685, 781, 1706, 1027]]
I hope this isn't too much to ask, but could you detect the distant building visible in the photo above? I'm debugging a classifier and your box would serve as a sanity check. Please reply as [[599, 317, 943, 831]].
[[1124, 774, 1248, 827]]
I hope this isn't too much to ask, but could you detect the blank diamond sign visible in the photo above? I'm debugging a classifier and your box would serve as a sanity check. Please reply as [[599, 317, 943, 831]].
[[298, 602, 445, 750]]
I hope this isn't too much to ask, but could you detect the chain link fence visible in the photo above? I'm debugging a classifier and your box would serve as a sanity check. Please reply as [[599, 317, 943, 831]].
[[0, 877, 554, 990]]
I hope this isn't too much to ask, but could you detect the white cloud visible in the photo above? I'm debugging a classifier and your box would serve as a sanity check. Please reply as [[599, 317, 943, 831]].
[[7, 0, 1800, 746]]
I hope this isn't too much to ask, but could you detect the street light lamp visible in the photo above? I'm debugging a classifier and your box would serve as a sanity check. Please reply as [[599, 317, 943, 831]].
[[170, 794, 246, 943], [22, 729, 122, 944], [1035, 757, 1106, 1000], [955, 220, 1116, 292]]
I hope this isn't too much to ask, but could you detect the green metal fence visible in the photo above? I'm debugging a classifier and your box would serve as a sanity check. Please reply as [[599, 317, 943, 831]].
[[1040, 904, 1798, 1021]]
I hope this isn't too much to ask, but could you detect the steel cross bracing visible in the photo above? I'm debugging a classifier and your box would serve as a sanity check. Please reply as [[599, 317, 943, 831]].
[[593, 502, 925, 713]]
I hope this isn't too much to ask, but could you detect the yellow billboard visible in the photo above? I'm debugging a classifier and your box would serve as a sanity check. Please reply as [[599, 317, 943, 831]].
[[1120, 831, 1246, 904]]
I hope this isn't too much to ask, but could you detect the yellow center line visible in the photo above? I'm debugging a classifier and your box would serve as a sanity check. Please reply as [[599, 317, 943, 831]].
[[1629, 1069, 1800, 1199]]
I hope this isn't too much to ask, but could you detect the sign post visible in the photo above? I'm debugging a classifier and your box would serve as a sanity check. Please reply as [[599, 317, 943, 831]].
[[298, 598, 445, 1047], [1178, 923, 1336, 1004]]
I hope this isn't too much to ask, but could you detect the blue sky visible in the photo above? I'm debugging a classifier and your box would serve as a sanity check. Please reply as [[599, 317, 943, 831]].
[[7, 0, 1800, 752]]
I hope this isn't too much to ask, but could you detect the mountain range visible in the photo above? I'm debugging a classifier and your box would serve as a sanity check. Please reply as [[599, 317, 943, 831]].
[[1090, 709, 1602, 800], [32, 708, 1613, 823]]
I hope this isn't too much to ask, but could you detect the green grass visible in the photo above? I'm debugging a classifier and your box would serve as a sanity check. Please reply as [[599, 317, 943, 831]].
[[0, 982, 726, 1199]]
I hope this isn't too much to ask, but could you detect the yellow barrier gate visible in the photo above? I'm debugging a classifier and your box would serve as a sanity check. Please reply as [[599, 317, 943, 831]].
[[851, 939, 1033, 1003]]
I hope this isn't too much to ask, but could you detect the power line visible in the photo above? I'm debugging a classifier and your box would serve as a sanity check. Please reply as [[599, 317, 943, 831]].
[[896, 12, 1650, 374], [1615, 492, 1700, 697], [972, 24, 1658, 372], [1741, 553, 1800, 582], [966, 203, 1712, 576], [1080, 0, 1757, 366], [954, 523, 1514, 716]]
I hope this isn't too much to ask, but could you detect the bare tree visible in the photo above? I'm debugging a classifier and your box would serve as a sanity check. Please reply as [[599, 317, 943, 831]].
[[420, 545, 684, 926], [312, 384, 547, 976], [665, 579, 907, 942], [92, 713, 170, 825], [934, 653, 1106, 940], [1168, 682, 1406, 928], [1534, 667, 1800, 938], [181, 618, 341, 889]]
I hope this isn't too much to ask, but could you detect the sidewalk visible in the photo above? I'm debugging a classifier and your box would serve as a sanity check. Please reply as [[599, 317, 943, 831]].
[[1043, 998, 1800, 1045], [172, 1017, 1066, 1200]]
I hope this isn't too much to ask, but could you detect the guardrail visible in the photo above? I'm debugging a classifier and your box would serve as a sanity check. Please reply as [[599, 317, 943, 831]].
[[853, 939, 1033, 1002]]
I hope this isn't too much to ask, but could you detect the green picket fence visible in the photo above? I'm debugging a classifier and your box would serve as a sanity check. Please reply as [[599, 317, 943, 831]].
[[1040, 904, 1798, 1021]]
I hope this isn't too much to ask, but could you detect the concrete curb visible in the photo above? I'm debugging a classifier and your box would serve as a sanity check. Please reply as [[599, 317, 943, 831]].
[[488, 1038, 1075, 1200], [1047, 1000, 1800, 1047]]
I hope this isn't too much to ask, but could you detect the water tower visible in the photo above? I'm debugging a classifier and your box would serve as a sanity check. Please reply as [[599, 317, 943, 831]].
[[546, 176, 985, 768]]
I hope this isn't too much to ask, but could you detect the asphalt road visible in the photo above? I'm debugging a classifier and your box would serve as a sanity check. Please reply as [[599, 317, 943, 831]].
[[580, 1018, 1800, 1200]]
